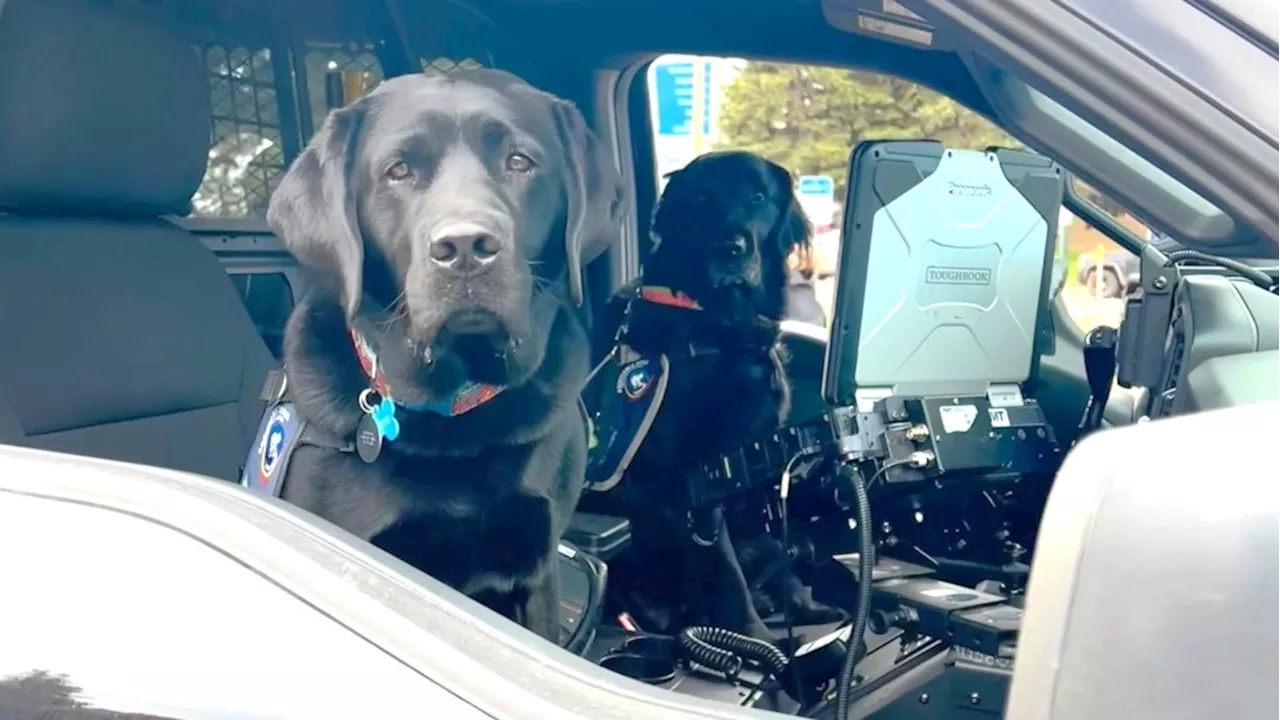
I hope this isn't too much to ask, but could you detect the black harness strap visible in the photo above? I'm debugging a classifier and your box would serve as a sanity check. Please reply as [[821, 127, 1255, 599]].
[[685, 418, 832, 508], [240, 368, 354, 499]]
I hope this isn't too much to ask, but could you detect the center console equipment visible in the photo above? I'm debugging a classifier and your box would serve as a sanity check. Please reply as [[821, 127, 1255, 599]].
[[823, 141, 1064, 472], [813, 140, 1066, 718], [586, 141, 1071, 719]]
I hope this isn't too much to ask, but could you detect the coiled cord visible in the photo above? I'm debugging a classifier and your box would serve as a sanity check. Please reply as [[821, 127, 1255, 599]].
[[680, 626, 790, 679], [833, 463, 874, 719]]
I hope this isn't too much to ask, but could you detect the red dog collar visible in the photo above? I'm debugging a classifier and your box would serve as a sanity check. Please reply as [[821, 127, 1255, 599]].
[[349, 329, 503, 417], [637, 285, 703, 310]]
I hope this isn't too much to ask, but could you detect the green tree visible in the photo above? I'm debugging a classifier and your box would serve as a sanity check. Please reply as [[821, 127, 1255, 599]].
[[716, 62, 1017, 195]]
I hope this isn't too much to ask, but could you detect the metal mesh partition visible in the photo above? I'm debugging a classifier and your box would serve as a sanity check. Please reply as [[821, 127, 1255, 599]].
[[191, 45, 284, 219], [422, 57, 485, 74], [301, 45, 487, 133], [304, 43, 385, 134], [189, 42, 490, 219]]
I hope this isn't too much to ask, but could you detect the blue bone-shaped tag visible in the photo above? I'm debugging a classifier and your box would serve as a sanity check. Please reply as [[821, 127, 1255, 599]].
[[372, 397, 400, 441]]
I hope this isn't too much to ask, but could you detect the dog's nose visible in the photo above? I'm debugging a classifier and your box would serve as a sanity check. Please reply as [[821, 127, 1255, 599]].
[[428, 228, 503, 273]]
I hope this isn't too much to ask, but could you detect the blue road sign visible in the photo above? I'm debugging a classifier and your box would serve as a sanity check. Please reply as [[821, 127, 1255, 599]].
[[701, 61, 713, 136], [798, 175, 834, 196], [653, 61, 695, 137]]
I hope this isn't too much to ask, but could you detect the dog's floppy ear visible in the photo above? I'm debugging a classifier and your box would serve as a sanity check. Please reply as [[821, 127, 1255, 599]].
[[551, 100, 625, 306], [766, 160, 813, 255], [267, 104, 366, 319]]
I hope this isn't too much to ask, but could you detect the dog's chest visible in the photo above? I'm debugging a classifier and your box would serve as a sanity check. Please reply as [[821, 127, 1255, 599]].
[[294, 448, 556, 596], [701, 351, 783, 408], [389, 456, 555, 591], [666, 350, 786, 452]]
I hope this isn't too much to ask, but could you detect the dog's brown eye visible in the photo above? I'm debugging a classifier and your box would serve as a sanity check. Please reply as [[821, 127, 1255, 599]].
[[385, 162, 411, 181], [751, 192, 766, 205], [506, 153, 535, 174]]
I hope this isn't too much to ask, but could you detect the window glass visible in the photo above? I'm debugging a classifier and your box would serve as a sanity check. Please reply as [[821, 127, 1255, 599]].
[[1021, 82, 1227, 220], [191, 45, 285, 220], [0, 493, 469, 718], [644, 56, 1150, 338], [645, 56, 1020, 328], [1064, 0, 1277, 138], [1055, 202, 1143, 335]]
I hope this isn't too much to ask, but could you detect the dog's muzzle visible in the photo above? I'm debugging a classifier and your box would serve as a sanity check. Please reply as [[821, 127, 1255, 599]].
[[710, 235, 760, 287], [427, 221, 508, 278]]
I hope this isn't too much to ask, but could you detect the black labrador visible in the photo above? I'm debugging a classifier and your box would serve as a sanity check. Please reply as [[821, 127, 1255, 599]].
[[265, 69, 623, 642], [584, 150, 837, 640]]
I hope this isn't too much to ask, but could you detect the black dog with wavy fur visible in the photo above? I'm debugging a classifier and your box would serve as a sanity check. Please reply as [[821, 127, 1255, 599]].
[[264, 69, 622, 642], [584, 150, 826, 640]]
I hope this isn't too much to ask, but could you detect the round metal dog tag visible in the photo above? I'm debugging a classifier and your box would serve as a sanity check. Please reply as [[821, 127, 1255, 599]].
[[355, 414, 383, 463]]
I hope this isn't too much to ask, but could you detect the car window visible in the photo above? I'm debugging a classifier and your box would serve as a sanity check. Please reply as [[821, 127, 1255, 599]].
[[643, 55, 1147, 339], [1057, 178, 1145, 334], [645, 56, 1020, 328], [1060, 0, 1278, 138], [980, 63, 1271, 253], [0, 491, 474, 719]]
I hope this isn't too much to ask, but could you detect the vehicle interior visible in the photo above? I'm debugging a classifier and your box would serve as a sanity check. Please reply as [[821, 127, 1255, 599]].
[[0, 0, 1276, 718]]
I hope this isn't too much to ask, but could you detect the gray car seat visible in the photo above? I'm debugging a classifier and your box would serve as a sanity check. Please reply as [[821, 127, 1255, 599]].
[[1007, 400, 1279, 720], [0, 0, 275, 480]]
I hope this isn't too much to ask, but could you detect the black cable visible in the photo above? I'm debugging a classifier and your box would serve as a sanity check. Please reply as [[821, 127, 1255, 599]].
[[832, 462, 874, 720], [680, 626, 790, 679], [1162, 249, 1274, 289], [865, 457, 915, 491], [778, 450, 809, 707]]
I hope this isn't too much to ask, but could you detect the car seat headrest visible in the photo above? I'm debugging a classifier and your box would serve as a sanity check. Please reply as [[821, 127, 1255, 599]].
[[1008, 401, 1280, 720], [0, 0, 210, 217]]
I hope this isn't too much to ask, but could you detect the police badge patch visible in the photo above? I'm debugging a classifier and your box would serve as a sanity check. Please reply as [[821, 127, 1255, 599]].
[[259, 405, 290, 482], [618, 359, 656, 400], [242, 400, 305, 498], [582, 352, 671, 492]]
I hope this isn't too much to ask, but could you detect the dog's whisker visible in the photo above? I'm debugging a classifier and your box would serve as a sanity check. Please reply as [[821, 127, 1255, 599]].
[[376, 291, 409, 328]]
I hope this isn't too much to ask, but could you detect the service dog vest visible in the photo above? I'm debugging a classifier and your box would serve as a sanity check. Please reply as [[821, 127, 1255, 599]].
[[582, 285, 712, 492], [240, 328, 506, 498], [582, 286, 832, 512]]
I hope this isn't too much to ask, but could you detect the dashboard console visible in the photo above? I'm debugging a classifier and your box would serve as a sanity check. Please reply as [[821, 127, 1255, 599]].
[[1146, 274, 1279, 417]]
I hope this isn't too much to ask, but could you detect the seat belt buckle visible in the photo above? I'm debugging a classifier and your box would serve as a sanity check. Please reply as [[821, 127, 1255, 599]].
[[260, 369, 288, 404]]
